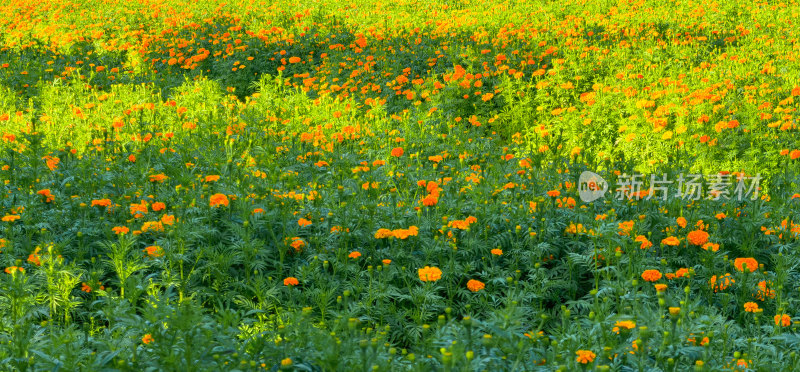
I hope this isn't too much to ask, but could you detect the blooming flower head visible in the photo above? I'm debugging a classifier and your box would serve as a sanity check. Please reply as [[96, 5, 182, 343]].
[[654, 284, 667, 292], [348, 251, 361, 259], [144, 245, 163, 258], [390, 147, 404, 157], [283, 277, 299, 286], [467, 279, 485, 292], [661, 236, 680, 246], [641, 269, 662, 282], [669, 307, 681, 316], [209, 193, 229, 208], [142, 334, 154, 344], [676, 217, 687, 228], [710, 273, 734, 292], [112, 226, 129, 235], [491, 248, 503, 256], [687, 230, 709, 246], [775, 314, 791, 327], [612, 320, 636, 334], [298, 218, 312, 227], [575, 350, 596, 364], [734, 257, 758, 273], [743, 302, 760, 313], [418, 266, 442, 282], [547, 190, 561, 197]]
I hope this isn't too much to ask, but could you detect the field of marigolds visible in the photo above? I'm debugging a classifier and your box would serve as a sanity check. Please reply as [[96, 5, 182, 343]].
[[2, 0, 800, 370]]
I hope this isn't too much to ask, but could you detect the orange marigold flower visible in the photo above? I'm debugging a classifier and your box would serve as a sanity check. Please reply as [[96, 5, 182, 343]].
[[687, 230, 709, 246], [702, 242, 719, 252], [418, 266, 442, 282], [390, 147, 404, 157], [375, 228, 394, 239], [654, 284, 667, 292], [709, 273, 734, 292], [91, 199, 112, 207], [635, 235, 652, 249], [661, 236, 680, 246], [734, 257, 758, 273], [382, 259, 392, 265], [27, 247, 42, 266], [744, 302, 759, 312], [204, 175, 220, 182], [2, 214, 20, 222], [151, 202, 166, 212], [148, 174, 168, 183], [209, 193, 229, 208], [467, 279, 485, 292], [612, 320, 636, 334], [142, 334, 154, 344], [676, 217, 687, 228], [547, 190, 561, 197], [775, 314, 791, 327], [112, 226, 129, 235], [575, 350, 596, 364], [144, 245, 163, 258], [298, 218, 312, 227], [283, 277, 299, 286], [641, 269, 662, 282], [491, 248, 503, 256], [4, 266, 24, 274], [348, 251, 361, 259]]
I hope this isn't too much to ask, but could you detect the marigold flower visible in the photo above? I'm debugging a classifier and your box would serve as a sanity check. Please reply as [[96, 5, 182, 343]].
[[775, 314, 791, 327], [390, 147, 404, 157], [148, 173, 168, 183], [676, 217, 687, 228], [418, 266, 442, 282], [491, 248, 503, 256], [144, 245, 163, 258], [142, 334, 153, 344], [702, 242, 719, 252], [612, 320, 636, 334], [348, 251, 361, 259], [2, 214, 20, 222], [382, 259, 392, 265], [669, 307, 681, 316], [298, 218, 312, 227], [91, 199, 112, 207], [709, 273, 734, 292], [283, 277, 299, 286], [575, 350, 596, 364], [467, 279, 485, 292], [204, 175, 220, 182], [743, 302, 759, 312], [209, 193, 229, 208], [547, 190, 561, 197], [734, 257, 758, 273], [641, 269, 662, 282], [687, 230, 709, 246], [661, 236, 680, 246], [112, 226, 129, 235], [654, 284, 667, 292], [4, 266, 24, 274], [151, 202, 165, 212]]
